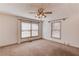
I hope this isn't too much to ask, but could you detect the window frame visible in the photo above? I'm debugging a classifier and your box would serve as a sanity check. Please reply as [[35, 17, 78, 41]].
[[31, 22, 39, 37], [20, 21, 39, 39], [51, 20, 61, 39]]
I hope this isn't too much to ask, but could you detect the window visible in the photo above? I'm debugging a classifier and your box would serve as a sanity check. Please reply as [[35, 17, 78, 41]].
[[21, 22, 31, 38], [32, 23, 38, 36], [21, 22, 39, 38], [51, 21, 61, 39]]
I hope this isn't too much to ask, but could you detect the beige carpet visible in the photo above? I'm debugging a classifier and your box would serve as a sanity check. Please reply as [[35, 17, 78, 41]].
[[0, 39, 79, 56]]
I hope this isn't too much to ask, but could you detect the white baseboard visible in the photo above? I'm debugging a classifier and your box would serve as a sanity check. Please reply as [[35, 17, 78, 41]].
[[43, 38, 79, 48]]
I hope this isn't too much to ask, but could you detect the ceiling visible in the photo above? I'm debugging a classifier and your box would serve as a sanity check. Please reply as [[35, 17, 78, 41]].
[[0, 3, 79, 21], [0, 3, 60, 20]]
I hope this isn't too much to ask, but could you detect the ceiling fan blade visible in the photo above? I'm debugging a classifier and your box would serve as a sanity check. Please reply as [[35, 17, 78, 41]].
[[44, 12, 52, 14], [29, 12, 37, 14]]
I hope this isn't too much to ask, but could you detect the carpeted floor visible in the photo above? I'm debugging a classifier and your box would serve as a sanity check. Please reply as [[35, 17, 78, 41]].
[[0, 39, 79, 56]]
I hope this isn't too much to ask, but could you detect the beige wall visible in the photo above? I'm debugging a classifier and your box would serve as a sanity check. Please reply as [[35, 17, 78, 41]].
[[43, 4, 79, 48], [0, 13, 42, 47], [0, 14, 18, 47]]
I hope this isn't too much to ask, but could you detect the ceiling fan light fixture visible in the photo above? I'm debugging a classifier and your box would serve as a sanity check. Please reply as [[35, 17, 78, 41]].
[[29, 8, 52, 19], [35, 13, 46, 19]]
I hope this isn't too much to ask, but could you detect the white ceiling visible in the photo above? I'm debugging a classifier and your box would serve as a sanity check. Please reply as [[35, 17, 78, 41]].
[[0, 3, 60, 20], [0, 3, 79, 21]]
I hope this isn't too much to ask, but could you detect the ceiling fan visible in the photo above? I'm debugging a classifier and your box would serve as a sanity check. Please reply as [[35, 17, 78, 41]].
[[29, 8, 52, 18]]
